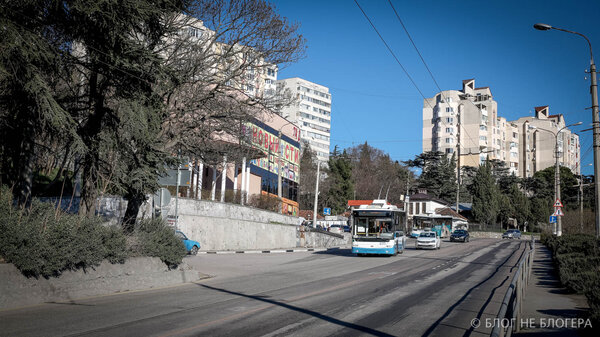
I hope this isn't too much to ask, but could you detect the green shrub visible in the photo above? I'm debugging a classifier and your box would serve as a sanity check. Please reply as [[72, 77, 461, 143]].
[[100, 225, 128, 264], [134, 218, 186, 269], [0, 186, 128, 278], [544, 233, 600, 325]]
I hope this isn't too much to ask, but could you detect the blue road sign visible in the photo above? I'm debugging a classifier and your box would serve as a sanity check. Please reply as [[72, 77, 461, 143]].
[[323, 207, 331, 215], [549, 215, 557, 223]]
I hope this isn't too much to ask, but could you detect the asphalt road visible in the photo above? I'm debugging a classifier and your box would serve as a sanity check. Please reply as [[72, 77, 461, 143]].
[[0, 238, 527, 337]]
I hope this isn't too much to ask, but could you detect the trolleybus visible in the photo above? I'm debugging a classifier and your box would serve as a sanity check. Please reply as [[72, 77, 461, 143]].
[[351, 200, 406, 256]]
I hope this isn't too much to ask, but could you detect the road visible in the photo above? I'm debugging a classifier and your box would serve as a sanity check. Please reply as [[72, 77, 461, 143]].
[[0, 238, 527, 337]]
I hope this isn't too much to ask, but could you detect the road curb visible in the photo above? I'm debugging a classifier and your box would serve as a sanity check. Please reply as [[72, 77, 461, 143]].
[[198, 247, 344, 254]]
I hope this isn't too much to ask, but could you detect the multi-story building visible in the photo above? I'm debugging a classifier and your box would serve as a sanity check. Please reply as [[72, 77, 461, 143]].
[[511, 106, 580, 178], [276, 77, 332, 163], [423, 79, 580, 177], [423, 79, 507, 168], [178, 16, 302, 214]]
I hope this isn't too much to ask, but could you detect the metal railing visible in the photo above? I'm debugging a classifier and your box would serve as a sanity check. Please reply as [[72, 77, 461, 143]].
[[491, 236, 536, 337]]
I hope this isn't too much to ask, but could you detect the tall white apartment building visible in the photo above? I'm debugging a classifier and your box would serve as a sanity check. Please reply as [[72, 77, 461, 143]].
[[182, 17, 278, 99], [423, 79, 580, 177], [276, 77, 331, 162], [511, 106, 580, 177], [423, 79, 512, 170]]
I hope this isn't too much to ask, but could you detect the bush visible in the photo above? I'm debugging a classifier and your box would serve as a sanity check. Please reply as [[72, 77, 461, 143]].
[[248, 194, 281, 213], [544, 233, 600, 326], [133, 218, 186, 269], [0, 186, 127, 278]]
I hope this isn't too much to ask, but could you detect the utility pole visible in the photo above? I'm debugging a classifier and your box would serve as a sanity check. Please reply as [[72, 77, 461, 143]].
[[555, 138, 561, 236], [533, 23, 599, 237], [313, 161, 321, 227], [456, 108, 461, 215], [580, 176, 584, 233], [277, 130, 282, 198]]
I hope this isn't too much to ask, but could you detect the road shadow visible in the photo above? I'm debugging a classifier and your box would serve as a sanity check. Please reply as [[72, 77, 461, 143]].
[[197, 284, 395, 336], [421, 241, 526, 337]]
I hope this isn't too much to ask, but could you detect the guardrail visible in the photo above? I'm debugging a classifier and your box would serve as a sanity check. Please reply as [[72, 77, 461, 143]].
[[491, 236, 536, 337]]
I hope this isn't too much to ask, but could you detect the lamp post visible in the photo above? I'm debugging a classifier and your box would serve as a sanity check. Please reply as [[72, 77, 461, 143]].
[[534, 23, 599, 237], [530, 122, 582, 236]]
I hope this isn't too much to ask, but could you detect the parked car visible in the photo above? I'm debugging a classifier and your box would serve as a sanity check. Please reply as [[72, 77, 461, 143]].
[[175, 230, 200, 255], [329, 225, 344, 234], [410, 228, 423, 238], [343, 225, 351, 233], [502, 229, 521, 239], [416, 231, 441, 250], [450, 229, 470, 242]]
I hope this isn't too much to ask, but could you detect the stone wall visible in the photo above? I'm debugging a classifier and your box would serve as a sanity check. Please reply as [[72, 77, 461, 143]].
[[172, 199, 302, 251], [303, 231, 351, 248]]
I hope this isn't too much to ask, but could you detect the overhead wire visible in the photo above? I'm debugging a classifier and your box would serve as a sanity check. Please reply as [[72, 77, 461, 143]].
[[387, 0, 479, 153]]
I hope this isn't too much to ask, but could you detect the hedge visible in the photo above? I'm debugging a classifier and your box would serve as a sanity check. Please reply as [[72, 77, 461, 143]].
[[542, 233, 600, 327], [0, 187, 127, 278]]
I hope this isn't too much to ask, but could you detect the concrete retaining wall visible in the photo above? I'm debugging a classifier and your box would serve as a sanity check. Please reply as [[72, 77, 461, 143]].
[[173, 199, 301, 251], [0, 258, 202, 309]]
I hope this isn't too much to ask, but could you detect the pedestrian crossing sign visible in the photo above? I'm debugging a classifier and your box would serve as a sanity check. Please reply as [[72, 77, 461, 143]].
[[552, 208, 564, 217]]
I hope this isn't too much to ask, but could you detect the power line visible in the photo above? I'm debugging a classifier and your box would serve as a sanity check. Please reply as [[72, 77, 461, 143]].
[[353, 0, 429, 104], [387, 0, 479, 151]]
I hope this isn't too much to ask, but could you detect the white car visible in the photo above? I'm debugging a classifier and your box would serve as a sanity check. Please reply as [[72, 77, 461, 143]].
[[410, 228, 423, 238], [415, 231, 441, 250], [329, 225, 344, 234]]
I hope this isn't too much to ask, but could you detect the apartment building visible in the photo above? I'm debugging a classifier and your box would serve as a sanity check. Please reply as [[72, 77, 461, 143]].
[[423, 79, 510, 169], [177, 16, 302, 214], [276, 77, 332, 163], [423, 79, 580, 177], [512, 106, 580, 177]]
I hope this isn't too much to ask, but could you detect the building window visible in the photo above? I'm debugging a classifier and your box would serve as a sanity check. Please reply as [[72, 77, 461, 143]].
[[447, 97, 453, 103], [445, 127, 453, 133], [409, 203, 413, 215], [446, 107, 454, 113], [446, 117, 453, 123], [446, 148, 454, 154], [415, 203, 420, 214], [422, 202, 427, 214], [446, 138, 454, 144]]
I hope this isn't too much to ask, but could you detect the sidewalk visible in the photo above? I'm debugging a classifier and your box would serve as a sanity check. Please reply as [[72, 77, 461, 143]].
[[516, 243, 590, 336], [197, 247, 345, 254]]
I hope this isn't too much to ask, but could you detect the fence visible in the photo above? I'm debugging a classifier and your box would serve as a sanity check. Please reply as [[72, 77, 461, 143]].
[[490, 236, 536, 337]]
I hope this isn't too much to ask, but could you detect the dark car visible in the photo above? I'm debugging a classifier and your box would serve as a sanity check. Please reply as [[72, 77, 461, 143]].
[[502, 229, 521, 239], [343, 225, 351, 233], [450, 229, 470, 242]]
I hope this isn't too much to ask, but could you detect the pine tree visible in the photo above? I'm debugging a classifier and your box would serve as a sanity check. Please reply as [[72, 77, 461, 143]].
[[325, 149, 354, 214], [470, 160, 500, 227]]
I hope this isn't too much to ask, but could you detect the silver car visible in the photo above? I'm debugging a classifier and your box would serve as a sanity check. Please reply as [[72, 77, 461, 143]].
[[416, 231, 440, 250], [502, 229, 521, 239]]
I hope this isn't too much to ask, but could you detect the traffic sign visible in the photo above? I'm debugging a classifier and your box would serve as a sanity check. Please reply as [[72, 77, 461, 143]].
[[323, 207, 331, 215], [549, 215, 557, 223], [552, 208, 564, 216], [553, 198, 563, 208]]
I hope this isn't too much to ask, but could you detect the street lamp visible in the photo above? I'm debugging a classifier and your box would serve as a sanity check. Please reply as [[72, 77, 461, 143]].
[[534, 23, 599, 237], [530, 121, 582, 236]]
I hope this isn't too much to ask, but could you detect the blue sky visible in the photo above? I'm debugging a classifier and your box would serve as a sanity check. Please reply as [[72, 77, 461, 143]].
[[273, 0, 600, 175]]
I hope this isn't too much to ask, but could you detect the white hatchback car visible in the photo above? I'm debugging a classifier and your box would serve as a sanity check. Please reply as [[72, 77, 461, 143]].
[[329, 225, 344, 234], [415, 231, 441, 250]]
